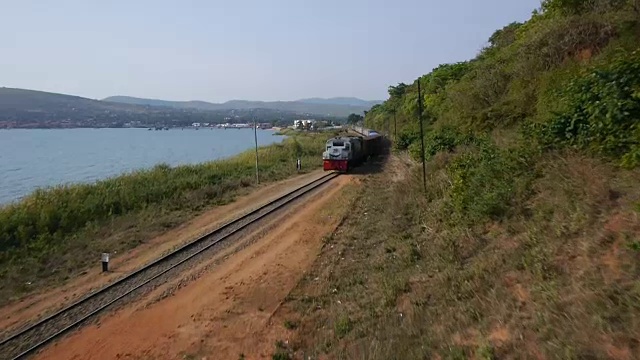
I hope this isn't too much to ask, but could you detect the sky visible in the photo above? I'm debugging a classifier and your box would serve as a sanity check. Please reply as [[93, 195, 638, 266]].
[[0, 0, 542, 103]]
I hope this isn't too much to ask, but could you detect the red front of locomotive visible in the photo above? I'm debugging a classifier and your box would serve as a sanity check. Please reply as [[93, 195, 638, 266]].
[[323, 159, 348, 172]]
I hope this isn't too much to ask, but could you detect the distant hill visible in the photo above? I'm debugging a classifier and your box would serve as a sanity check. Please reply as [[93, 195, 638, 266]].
[[0, 87, 332, 129], [102, 95, 380, 117], [101, 96, 190, 109], [1, 87, 114, 111]]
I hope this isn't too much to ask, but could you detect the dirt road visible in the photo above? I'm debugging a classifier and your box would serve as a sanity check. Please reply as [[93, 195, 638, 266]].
[[31, 173, 359, 360]]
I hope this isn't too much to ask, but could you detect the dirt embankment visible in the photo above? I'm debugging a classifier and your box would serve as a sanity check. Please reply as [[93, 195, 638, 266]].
[[31, 173, 360, 360]]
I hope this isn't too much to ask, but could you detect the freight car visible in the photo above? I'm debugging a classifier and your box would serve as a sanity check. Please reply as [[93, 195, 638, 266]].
[[322, 129, 383, 172]]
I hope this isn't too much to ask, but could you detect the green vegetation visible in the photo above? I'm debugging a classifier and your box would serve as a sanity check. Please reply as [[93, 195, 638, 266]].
[[276, 0, 640, 358], [532, 49, 640, 167], [0, 132, 333, 304], [333, 314, 353, 338], [346, 113, 364, 125], [284, 320, 298, 330]]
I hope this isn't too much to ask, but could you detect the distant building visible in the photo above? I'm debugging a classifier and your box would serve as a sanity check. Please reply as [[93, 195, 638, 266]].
[[294, 119, 315, 130]]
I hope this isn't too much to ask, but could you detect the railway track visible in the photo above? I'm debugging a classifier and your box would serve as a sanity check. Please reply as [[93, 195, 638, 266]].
[[0, 172, 340, 360]]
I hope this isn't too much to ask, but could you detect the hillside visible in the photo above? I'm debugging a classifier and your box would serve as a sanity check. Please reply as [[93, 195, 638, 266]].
[[269, 0, 640, 358], [102, 95, 379, 117], [0, 88, 342, 129], [0, 87, 126, 112]]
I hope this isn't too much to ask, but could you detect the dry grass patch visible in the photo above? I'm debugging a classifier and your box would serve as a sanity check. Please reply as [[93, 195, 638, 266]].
[[277, 151, 640, 359]]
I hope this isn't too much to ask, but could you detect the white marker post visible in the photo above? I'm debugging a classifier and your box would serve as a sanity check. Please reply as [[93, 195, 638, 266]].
[[101, 252, 110, 272]]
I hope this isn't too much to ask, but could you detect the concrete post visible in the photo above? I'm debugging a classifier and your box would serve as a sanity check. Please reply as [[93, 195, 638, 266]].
[[101, 252, 110, 272]]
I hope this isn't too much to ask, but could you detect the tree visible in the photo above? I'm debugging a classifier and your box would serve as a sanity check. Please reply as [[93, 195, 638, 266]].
[[388, 83, 408, 99], [488, 22, 523, 49], [347, 113, 364, 125], [541, 0, 627, 15]]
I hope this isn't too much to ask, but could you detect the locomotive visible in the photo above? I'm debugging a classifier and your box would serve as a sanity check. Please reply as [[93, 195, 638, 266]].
[[322, 127, 383, 172]]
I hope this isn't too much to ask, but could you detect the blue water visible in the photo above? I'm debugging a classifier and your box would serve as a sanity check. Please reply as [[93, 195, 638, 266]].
[[0, 128, 286, 205]]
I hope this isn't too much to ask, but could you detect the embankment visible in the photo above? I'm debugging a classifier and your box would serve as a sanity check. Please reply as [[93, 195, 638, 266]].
[[0, 131, 335, 305]]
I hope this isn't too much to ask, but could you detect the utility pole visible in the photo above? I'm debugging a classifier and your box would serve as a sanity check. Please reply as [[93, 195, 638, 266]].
[[253, 118, 259, 185], [417, 79, 427, 195]]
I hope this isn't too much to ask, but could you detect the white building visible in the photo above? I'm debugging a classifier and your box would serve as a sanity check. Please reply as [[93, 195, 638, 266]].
[[294, 119, 315, 129]]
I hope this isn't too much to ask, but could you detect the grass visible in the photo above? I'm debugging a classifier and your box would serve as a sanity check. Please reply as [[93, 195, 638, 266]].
[[284, 320, 298, 330], [272, 340, 293, 360], [279, 150, 640, 359], [0, 131, 341, 305]]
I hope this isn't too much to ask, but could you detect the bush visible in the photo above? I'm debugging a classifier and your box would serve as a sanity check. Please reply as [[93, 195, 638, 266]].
[[535, 49, 640, 167], [395, 126, 420, 151], [408, 126, 482, 161], [541, 0, 629, 16], [446, 143, 538, 224]]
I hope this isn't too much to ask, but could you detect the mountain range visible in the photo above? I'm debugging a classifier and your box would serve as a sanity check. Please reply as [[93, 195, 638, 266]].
[[0, 87, 382, 128], [102, 95, 382, 116]]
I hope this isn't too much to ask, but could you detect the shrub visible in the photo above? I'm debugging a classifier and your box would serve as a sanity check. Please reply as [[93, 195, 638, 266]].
[[395, 126, 421, 151], [334, 314, 353, 338], [408, 126, 482, 161], [446, 143, 538, 224], [541, 0, 629, 16], [535, 49, 640, 167]]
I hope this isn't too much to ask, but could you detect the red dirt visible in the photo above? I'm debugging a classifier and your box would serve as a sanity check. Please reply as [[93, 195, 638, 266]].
[[605, 341, 633, 360], [0, 170, 328, 335], [601, 238, 623, 284], [488, 325, 510, 346], [32, 174, 357, 360], [452, 328, 481, 347]]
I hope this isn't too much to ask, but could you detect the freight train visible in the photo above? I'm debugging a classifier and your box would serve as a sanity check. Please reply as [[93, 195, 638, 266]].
[[322, 126, 383, 172]]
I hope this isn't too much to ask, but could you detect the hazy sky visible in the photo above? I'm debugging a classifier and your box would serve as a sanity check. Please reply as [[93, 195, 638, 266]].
[[0, 0, 541, 102]]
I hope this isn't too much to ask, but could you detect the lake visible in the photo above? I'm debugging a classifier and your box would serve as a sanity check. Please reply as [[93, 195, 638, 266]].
[[0, 128, 287, 205]]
